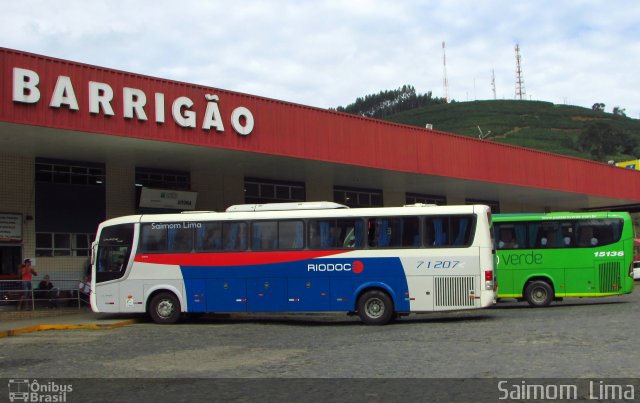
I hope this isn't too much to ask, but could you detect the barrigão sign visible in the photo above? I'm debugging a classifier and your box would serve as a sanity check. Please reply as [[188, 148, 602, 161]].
[[12, 67, 255, 136]]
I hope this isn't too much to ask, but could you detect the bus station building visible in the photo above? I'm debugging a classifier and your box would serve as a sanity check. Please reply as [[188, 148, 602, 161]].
[[1, 47, 640, 279]]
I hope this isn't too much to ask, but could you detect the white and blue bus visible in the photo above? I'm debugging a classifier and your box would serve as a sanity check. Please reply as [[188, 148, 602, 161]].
[[90, 202, 496, 325]]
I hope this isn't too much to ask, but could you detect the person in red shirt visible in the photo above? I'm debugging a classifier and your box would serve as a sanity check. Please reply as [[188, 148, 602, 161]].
[[17, 259, 38, 310]]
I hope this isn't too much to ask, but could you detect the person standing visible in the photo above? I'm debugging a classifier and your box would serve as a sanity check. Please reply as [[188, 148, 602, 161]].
[[17, 259, 38, 310]]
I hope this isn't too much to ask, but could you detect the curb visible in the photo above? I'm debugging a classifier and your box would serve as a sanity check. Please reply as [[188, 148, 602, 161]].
[[0, 319, 138, 338]]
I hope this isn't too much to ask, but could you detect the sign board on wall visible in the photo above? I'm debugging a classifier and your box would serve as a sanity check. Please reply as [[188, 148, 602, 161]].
[[615, 159, 640, 170], [0, 213, 22, 242], [139, 188, 198, 211]]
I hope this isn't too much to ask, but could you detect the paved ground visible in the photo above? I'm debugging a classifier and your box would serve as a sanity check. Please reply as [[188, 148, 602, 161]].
[[2, 285, 640, 401]]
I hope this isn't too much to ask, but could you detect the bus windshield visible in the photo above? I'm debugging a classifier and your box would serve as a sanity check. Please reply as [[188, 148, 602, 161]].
[[96, 223, 134, 283]]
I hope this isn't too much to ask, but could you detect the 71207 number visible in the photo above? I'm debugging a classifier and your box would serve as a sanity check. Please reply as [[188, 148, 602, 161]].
[[416, 260, 460, 269]]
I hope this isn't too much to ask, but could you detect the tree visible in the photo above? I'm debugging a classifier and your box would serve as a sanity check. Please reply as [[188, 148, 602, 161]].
[[576, 122, 633, 160], [613, 106, 627, 117], [591, 103, 605, 112], [334, 85, 447, 118]]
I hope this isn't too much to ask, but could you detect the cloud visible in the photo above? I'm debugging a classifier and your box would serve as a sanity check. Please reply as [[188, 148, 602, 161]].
[[2, 0, 640, 117]]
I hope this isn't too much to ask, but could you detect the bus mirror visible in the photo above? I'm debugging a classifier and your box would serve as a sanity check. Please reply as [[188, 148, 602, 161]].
[[90, 242, 97, 266]]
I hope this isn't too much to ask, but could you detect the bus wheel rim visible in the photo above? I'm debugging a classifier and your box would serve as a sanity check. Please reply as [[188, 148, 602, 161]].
[[365, 298, 384, 318], [157, 300, 174, 318], [532, 287, 547, 303]]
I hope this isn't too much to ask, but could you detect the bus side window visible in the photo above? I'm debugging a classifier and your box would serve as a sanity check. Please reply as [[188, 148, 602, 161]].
[[196, 222, 222, 251], [368, 219, 390, 248], [309, 220, 335, 249], [535, 222, 559, 248], [433, 218, 446, 246], [223, 222, 247, 251], [577, 226, 597, 247], [424, 217, 449, 247], [560, 222, 574, 247], [168, 227, 193, 252], [452, 217, 471, 246], [140, 224, 167, 252], [252, 221, 277, 250], [279, 221, 304, 250]]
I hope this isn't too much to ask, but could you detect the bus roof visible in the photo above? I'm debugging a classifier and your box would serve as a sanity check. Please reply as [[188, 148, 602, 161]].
[[97, 204, 490, 227], [493, 211, 630, 222], [225, 201, 348, 212]]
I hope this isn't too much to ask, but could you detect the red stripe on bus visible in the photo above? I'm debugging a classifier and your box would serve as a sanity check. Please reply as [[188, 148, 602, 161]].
[[134, 250, 345, 266]]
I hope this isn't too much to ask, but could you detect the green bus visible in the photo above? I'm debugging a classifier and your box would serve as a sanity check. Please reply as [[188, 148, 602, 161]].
[[493, 212, 635, 307]]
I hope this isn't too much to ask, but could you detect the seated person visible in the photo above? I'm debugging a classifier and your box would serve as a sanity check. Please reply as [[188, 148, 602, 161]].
[[498, 229, 519, 249], [37, 274, 58, 308], [498, 239, 518, 248]]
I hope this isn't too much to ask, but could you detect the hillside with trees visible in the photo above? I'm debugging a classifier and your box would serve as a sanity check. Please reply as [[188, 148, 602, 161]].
[[334, 87, 640, 163]]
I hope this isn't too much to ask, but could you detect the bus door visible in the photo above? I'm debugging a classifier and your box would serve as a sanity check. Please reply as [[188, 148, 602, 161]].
[[493, 224, 515, 296]]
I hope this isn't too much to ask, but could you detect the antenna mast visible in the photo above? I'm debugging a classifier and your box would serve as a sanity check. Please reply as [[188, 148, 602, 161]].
[[491, 69, 497, 100], [514, 44, 525, 100], [442, 41, 449, 103]]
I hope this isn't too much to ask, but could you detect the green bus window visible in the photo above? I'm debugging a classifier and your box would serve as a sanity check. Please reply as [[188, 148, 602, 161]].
[[497, 226, 519, 249], [535, 222, 560, 248], [560, 222, 575, 247]]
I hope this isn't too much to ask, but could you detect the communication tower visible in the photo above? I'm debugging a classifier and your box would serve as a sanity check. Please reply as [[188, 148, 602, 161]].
[[442, 41, 449, 103], [491, 69, 497, 100], [515, 44, 526, 100]]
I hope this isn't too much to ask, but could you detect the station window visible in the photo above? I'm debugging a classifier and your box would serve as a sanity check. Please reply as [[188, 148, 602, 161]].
[[36, 232, 95, 257], [36, 160, 105, 185], [334, 186, 382, 208], [244, 177, 305, 204], [135, 168, 190, 190], [35, 158, 106, 254]]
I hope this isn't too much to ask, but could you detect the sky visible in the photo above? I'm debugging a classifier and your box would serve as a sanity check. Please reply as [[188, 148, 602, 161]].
[[3, 0, 640, 118]]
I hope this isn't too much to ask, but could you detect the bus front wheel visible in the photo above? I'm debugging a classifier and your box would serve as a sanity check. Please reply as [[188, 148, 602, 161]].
[[149, 292, 181, 324], [357, 290, 394, 325], [524, 281, 554, 307]]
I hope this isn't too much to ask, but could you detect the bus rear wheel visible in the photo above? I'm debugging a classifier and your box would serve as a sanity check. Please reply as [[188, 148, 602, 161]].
[[357, 290, 394, 325], [524, 281, 554, 307], [149, 292, 181, 324]]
